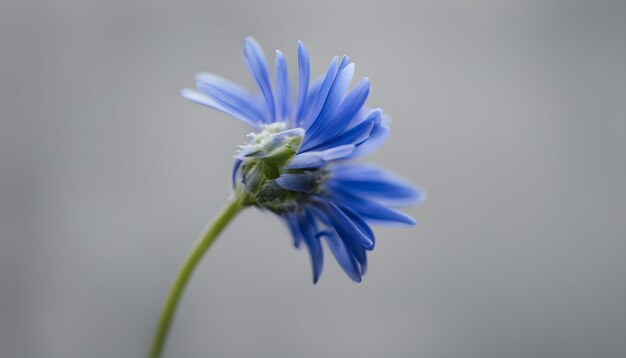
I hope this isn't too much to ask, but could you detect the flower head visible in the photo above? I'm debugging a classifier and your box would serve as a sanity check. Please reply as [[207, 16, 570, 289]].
[[182, 37, 424, 283]]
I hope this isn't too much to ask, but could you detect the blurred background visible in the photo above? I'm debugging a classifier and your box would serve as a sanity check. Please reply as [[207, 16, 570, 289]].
[[1, 0, 624, 357]]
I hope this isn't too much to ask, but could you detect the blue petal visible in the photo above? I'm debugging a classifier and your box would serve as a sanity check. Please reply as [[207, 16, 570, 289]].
[[309, 117, 374, 152], [333, 78, 370, 124], [231, 159, 242, 188], [298, 210, 324, 283], [243, 37, 275, 122], [320, 62, 354, 118], [348, 113, 390, 158], [284, 214, 302, 248], [180, 88, 261, 129], [349, 241, 368, 274], [338, 55, 350, 70], [276, 174, 314, 192], [338, 204, 376, 247], [195, 73, 267, 124], [300, 63, 356, 151], [331, 192, 416, 226], [285, 153, 324, 169], [327, 77, 370, 133], [309, 205, 368, 275], [346, 108, 381, 130], [320, 198, 374, 249], [274, 50, 291, 122], [320, 144, 356, 160], [302, 77, 370, 151], [298, 77, 322, 126], [329, 164, 423, 206], [301, 56, 339, 129], [319, 231, 362, 282], [286, 144, 355, 169], [295, 41, 310, 126]]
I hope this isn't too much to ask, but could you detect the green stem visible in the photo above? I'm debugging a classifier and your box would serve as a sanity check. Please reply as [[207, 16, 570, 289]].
[[149, 191, 246, 358]]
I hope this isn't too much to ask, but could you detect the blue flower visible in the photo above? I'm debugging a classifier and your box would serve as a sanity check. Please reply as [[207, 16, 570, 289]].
[[181, 37, 424, 283]]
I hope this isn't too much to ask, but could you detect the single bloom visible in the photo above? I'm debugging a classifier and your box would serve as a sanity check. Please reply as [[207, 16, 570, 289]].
[[181, 37, 424, 283]]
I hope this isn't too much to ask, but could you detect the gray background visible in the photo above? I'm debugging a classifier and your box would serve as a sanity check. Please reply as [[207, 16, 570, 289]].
[[1, 0, 624, 357]]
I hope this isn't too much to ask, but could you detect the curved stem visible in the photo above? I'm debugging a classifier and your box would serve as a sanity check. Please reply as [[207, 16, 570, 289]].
[[149, 192, 246, 358]]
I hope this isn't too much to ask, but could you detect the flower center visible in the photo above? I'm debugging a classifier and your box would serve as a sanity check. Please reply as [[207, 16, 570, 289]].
[[237, 124, 326, 214]]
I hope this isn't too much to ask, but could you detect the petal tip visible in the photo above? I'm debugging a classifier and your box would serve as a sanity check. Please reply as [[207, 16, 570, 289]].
[[415, 188, 428, 205], [179, 88, 193, 97]]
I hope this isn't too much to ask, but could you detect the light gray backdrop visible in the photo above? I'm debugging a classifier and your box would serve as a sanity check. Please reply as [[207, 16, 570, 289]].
[[1, 1, 624, 357]]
